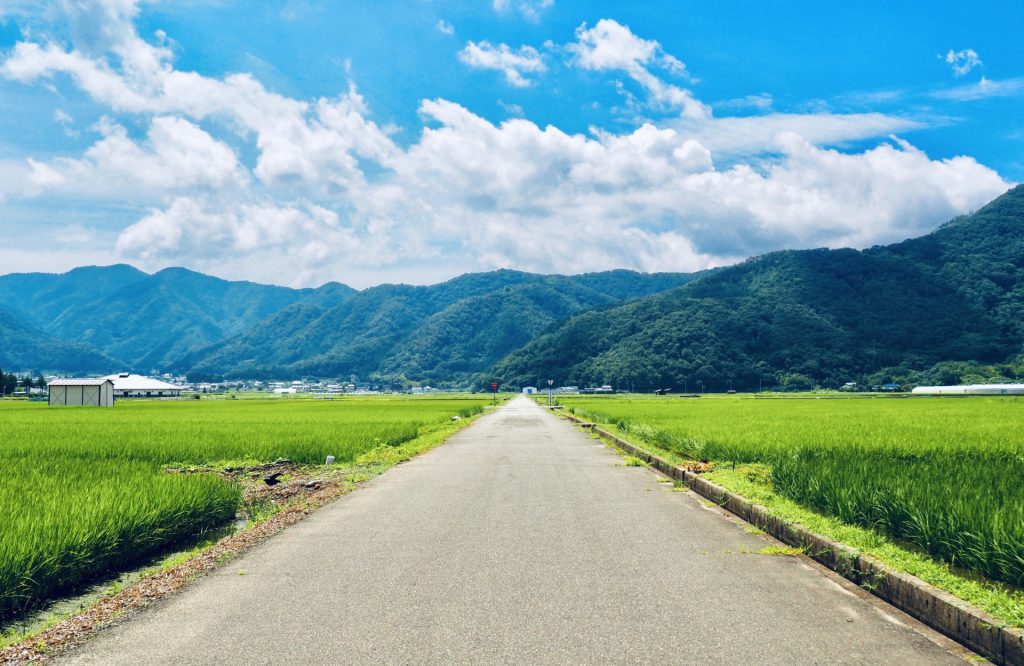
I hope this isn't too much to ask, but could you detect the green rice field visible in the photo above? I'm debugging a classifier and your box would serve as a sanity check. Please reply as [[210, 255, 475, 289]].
[[0, 397, 486, 620], [558, 395, 1024, 588]]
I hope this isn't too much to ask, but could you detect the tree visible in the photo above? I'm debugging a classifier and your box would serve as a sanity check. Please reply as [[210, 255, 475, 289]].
[[2, 372, 17, 397]]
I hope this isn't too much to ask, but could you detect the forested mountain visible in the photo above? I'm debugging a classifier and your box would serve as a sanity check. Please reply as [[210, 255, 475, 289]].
[[0, 306, 113, 373], [0, 266, 354, 371], [181, 270, 697, 382], [4, 186, 1020, 386], [490, 185, 1024, 391]]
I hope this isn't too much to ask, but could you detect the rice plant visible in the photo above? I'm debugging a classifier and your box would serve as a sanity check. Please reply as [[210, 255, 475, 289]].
[[561, 395, 1024, 586], [0, 397, 486, 620]]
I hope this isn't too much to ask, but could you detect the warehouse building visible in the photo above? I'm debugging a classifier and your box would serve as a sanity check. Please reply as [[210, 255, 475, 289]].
[[103, 373, 184, 398], [47, 378, 115, 407], [912, 384, 1024, 396]]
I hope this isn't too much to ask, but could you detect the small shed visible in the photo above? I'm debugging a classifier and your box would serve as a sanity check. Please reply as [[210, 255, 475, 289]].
[[48, 378, 115, 407], [522, 387, 538, 394]]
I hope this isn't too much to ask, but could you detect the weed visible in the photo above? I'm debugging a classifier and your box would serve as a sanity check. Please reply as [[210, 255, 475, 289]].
[[757, 545, 805, 557]]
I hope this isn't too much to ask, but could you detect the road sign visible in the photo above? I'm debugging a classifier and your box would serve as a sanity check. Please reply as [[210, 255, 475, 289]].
[[491, 382, 498, 391]]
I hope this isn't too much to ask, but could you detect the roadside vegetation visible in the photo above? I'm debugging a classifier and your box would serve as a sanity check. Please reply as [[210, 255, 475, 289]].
[[0, 397, 486, 622], [558, 395, 1024, 599]]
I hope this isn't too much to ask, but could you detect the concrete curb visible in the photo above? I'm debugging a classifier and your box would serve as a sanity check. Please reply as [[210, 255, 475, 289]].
[[559, 411, 1024, 666]]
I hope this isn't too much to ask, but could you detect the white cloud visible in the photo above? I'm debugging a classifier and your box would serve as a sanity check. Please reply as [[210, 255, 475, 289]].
[[498, 100, 525, 117], [567, 19, 708, 119], [0, 4, 1012, 288], [944, 48, 982, 77], [715, 93, 773, 112], [116, 197, 361, 288], [458, 41, 545, 87], [435, 19, 454, 36], [492, 0, 553, 22], [931, 76, 1024, 101], [19, 115, 246, 195], [678, 112, 924, 158]]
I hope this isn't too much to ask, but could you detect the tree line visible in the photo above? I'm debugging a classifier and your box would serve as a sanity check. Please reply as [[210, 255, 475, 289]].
[[0, 369, 46, 396]]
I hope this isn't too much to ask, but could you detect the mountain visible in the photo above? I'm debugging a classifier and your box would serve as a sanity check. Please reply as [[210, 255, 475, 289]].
[[490, 185, 1024, 392], [0, 266, 356, 371], [0, 306, 113, 374], [182, 270, 698, 383]]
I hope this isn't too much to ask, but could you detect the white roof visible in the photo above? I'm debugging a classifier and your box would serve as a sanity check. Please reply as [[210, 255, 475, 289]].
[[48, 378, 113, 386], [102, 374, 183, 391], [912, 384, 1024, 394]]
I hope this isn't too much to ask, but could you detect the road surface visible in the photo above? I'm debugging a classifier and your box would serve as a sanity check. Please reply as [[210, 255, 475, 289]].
[[63, 397, 964, 664]]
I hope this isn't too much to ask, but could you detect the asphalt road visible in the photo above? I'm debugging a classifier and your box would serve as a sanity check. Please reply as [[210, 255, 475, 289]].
[[63, 397, 964, 665]]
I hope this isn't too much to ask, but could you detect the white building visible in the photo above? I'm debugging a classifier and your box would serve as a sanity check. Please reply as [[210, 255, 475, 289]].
[[912, 384, 1024, 396], [522, 387, 538, 394], [103, 373, 184, 398], [48, 378, 115, 407]]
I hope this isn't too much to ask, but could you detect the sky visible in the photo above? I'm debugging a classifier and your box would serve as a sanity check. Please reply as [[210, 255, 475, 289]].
[[0, 1, 1021, 289]]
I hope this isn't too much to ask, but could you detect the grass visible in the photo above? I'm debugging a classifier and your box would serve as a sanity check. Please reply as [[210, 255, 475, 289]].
[[557, 394, 1024, 627], [0, 396, 487, 622]]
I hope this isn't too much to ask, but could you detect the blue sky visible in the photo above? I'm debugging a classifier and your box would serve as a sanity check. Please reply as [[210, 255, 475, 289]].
[[0, 1, 1020, 287]]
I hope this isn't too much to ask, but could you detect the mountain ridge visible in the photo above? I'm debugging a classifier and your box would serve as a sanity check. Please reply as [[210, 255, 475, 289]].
[[489, 185, 1024, 391]]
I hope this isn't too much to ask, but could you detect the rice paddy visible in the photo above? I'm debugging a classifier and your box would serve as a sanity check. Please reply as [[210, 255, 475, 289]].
[[558, 395, 1024, 588], [0, 396, 486, 620]]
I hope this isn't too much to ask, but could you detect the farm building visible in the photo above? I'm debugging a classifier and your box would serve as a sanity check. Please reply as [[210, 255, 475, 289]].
[[103, 373, 184, 398], [47, 378, 115, 407], [912, 384, 1024, 396], [522, 387, 538, 394]]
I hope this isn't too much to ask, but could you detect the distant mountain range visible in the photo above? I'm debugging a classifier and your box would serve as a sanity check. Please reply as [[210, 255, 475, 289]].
[[0, 265, 695, 383], [2, 185, 1021, 390]]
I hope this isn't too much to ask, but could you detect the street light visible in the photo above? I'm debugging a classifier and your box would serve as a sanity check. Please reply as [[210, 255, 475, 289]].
[[547, 379, 554, 406]]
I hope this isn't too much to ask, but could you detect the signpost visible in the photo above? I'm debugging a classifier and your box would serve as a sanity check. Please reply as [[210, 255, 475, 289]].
[[547, 379, 554, 406], [490, 382, 498, 406]]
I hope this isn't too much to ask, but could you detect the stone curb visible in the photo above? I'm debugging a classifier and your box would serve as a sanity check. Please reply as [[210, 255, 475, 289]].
[[559, 411, 1024, 666]]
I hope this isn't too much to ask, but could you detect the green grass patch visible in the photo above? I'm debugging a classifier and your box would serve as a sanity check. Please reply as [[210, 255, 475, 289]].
[[561, 395, 1024, 588], [0, 397, 487, 623], [557, 396, 1024, 628]]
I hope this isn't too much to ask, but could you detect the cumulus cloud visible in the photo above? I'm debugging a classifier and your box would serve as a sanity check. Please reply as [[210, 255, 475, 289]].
[[567, 19, 708, 119], [944, 48, 982, 77], [0, 3, 1013, 288], [458, 41, 546, 87], [115, 197, 364, 287], [435, 19, 454, 35], [16, 116, 246, 195]]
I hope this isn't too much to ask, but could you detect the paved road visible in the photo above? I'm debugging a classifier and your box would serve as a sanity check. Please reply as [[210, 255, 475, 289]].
[[64, 397, 963, 665]]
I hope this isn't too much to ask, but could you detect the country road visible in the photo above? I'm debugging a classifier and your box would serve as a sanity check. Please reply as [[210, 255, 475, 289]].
[[62, 397, 964, 665]]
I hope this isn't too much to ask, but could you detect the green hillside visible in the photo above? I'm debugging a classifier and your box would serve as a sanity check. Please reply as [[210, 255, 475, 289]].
[[0, 266, 355, 371], [0, 307, 113, 373], [490, 185, 1024, 391], [184, 270, 697, 383]]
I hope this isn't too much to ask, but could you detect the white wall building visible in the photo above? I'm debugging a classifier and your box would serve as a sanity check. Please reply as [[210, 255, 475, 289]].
[[48, 378, 115, 407], [912, 384, 1024, 396], [103, 373, 184, 398]]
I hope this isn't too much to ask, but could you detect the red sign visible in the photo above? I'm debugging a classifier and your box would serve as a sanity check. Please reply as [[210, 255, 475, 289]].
[[490, 383, 498, 391]]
